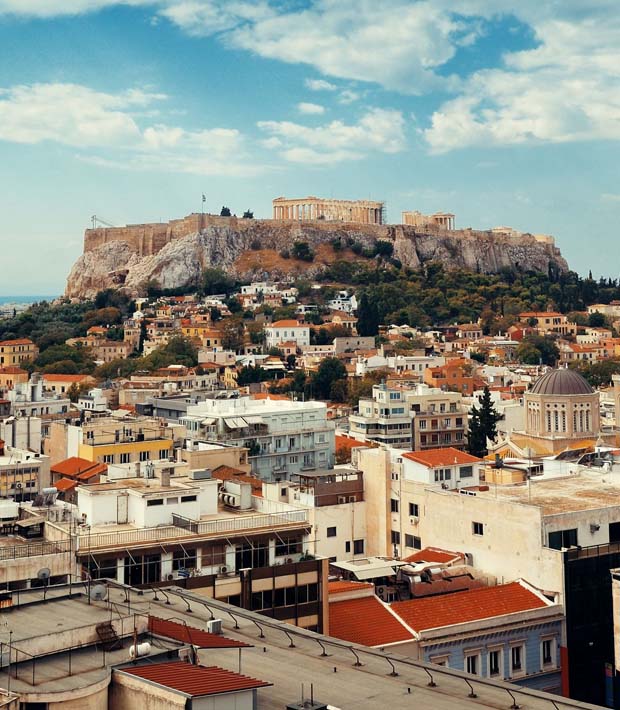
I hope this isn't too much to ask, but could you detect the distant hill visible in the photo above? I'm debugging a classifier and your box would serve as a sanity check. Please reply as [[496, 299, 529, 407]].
[[65, 213, 569, 299]]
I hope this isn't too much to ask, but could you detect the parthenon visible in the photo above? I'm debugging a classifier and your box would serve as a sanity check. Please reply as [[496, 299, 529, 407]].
[[273, 196, 384, 224], [402, 210, 455, 230]]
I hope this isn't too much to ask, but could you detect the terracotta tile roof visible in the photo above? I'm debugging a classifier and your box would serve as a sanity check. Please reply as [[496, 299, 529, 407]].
[[402, 447, 481, 468], [391, 581, 548, 632], [42, 374, 93, 382], [269, 320, 305, 327], [328, 580, 374, 595], [148, 616, 252, 649], [120, 661, 271, 697], [0, 338, 35, 346], [51, 457, 107, 480], [0, 366, 28, 375], [403, 547, 464, 565], [54, 477, 78, 492], [329, 596, 413, 647], [211, 465, 262, 496]]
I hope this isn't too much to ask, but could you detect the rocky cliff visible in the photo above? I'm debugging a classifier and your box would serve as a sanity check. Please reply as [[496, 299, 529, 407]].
[[65, 217, 569, 299]]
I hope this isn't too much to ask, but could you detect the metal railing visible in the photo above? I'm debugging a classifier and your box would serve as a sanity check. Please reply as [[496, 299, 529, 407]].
[[77, 510, 310, 551], [0, 538, 72, 562]]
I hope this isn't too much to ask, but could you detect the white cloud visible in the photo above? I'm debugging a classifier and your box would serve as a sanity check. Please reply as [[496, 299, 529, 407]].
[[338, 89, 361, 104], [305, 78, 337, 92], [258, 107, 406, 164], [297, 102, 325, 115], [0, 82, 256, 176]]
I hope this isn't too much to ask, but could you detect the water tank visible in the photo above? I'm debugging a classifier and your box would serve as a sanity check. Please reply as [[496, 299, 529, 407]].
[[129, 642, 151, 659]]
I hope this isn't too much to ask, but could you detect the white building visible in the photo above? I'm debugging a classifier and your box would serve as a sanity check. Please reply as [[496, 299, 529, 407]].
[[180, 396, 335, 480], [265, 320, 310, 349]]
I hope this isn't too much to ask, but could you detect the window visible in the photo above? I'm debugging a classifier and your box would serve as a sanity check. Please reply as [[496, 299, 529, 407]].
[[390, 498, 399, 513], [434, 468, 451, 482], [460, 466, 473, 478], [465, 652, 480, 676], [542, 638, 555, 667], [610, 522, 620, 544], [472, 521, 484, 536], [159, 449, 169, 459], [289, 455, 298, 464], [488, 648, 502, 677], [548, 528, 577, 550], [391, 530, 400, 545], [511, 644, 524, 674], [353, 539, 364, 555], [173, 548, 197, 570], [181, 495, 197, 503], [147, 498, 164, 506], [119, 453, 130, 464], [327, 526, 337, 538], [405, 534, 421, 549], [345, 541, 351, 553], [409, 502, 419, 517], [103, 454, 114, 464], [430, 655, 449, 667], [139, 451, 149, 462]]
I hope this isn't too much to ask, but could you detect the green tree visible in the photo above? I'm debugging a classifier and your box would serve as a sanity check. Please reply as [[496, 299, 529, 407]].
[[220, 206, 231, 217], [588, 312, 607, 328], [201, 268, 236, 296], [292, 241, 314, 262], [516, 335, 559, 365], [477, 386, 500, 445], [242, 210, 254, 219], [356, 293, 379, 336], [466, 407, 487, 458], [221, 318, 245, 352], [312, 357, 347, 400]]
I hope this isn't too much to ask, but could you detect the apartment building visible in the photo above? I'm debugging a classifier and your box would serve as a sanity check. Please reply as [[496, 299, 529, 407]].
[[349, 383, 468, 451], [264, 320, 310, 349], [0, 338, 38, 367], [0, 439, 50, 501], [264, 467, 367, 562], [47, 415, 177, 466], [180, 396, 335, 481]]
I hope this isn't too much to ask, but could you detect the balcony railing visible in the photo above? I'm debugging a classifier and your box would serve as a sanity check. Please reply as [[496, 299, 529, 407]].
[[76, 510, 310, 552], [0, 538, 72, 562]]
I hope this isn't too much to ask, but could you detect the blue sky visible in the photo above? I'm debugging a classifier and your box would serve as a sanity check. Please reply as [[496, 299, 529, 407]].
[[0, 1, 618, 295]]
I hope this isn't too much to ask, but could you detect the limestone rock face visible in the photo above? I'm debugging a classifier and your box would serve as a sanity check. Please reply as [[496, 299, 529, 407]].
[[65, 221, 569, 299]]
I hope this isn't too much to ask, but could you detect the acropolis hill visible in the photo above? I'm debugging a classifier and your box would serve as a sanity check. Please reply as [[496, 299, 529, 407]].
[[65, 201, 569, 299]]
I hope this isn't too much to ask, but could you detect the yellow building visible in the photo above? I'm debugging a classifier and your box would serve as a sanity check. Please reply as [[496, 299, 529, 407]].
[[49, 416, 176, 466], [0, 338, 39, 366]]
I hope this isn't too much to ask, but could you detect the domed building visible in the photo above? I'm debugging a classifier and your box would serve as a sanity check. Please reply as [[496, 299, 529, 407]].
[[524, 368, 599, 443], [490, 367, 609, 458]]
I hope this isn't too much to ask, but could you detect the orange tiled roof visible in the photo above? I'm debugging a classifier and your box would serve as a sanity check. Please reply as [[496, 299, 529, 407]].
[[51, 457, 107, 479], [120, 661, 270, 696], [391, 581, 548, 632], [329, 596, 413, 647], [328, 580, 373, 595], [0, 366, 28, 375], [403, 547, 464, 565], [43, 374, 93, 382], [402, 447, 481, 468], [0, 338, 35, 346], [211, 465, 262, 496], [54, 477, 78, 492], [269, 320, 305, 327]]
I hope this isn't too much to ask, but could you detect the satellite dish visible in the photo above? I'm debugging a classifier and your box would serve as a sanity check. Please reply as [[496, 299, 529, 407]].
[[37, 568, 50, 581], [90, 584, 108, 601]]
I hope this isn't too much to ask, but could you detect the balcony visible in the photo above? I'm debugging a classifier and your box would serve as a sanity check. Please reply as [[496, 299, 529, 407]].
[[76, 509, 310, 553]]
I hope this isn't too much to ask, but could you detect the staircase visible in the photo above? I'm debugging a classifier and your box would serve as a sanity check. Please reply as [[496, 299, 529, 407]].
[[96, 621, 122, 651]]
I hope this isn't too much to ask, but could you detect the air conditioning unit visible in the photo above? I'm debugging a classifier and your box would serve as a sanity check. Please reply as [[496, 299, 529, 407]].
[[410, 516, 419, 524], [207, 619, 223, 635], [219, 565, 228, 575]]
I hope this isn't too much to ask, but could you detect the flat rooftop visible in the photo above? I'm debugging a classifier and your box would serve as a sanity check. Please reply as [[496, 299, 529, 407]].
[[476, 469, 620, 515], [0, 584, 601, 710]]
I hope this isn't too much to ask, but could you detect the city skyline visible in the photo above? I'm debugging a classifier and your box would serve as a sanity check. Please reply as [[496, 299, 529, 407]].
[[1, 1, 618, 294]]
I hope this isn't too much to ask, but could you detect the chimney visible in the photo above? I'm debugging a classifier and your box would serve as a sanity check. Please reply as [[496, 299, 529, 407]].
[[161, 467, 171, 487]]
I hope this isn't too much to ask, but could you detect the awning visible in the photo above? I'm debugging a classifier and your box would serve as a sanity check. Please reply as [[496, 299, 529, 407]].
[[352, 565, 401, 580], [16, 517, 45, 528], [243, 415, 265, 425], [224, 417, 248, 429], [201, 417, 216, 426]]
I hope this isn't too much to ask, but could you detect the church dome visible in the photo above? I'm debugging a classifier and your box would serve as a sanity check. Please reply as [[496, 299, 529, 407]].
[[529, 368, 594, 396]]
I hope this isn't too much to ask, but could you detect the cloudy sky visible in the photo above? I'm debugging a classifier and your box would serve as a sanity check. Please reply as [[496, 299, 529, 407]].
[[1, 1, 618, 295]]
